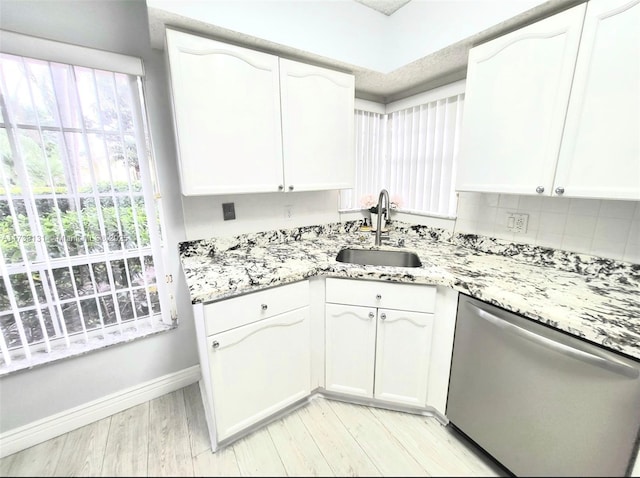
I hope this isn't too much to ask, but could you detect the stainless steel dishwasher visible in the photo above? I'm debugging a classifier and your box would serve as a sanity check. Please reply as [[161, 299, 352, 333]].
[[447, 294, 640, 477]]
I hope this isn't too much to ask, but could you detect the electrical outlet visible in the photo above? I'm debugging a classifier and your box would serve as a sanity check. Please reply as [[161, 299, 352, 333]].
[[284, 205, 293, 220], [222, 202, 236, 221], [506, 212, 528, 233]]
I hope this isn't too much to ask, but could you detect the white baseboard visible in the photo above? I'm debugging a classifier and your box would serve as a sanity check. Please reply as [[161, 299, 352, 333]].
[[0, 365, 201, 458]]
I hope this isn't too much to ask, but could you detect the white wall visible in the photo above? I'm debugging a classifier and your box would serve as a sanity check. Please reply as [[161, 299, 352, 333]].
[[456, 192, 640, 263], [182, 191, 341, 240], [387, 0, 546, 68], [148, 0, 545, 73], [149, 0, 389, 70], [0, 0, 199, 431]]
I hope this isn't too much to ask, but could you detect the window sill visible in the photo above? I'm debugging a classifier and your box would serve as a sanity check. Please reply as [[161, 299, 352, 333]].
[[0, 321, 175, 378]]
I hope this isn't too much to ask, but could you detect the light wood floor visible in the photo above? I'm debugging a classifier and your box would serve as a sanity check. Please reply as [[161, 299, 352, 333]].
[[0, 383, 506, 477]]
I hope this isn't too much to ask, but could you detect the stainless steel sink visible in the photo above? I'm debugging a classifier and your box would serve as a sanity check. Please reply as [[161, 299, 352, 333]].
[[335, 248, 422, 268]]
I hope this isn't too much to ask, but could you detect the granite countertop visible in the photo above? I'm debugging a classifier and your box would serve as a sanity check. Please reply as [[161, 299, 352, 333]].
[[179, 221, 640, 361]]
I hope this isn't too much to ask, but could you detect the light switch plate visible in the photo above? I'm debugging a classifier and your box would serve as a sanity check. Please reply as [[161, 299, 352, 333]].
[[507, 212, 528, 233], [222, 202, 236, 221]]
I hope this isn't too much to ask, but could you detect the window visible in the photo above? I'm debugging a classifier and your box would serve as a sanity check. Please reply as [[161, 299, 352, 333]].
[[341, 83, 465, 218], [0, 50, 169, 374]]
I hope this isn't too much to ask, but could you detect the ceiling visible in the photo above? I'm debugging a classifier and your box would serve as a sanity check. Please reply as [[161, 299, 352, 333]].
[[147, 0, 583, 103], [355, 0, 412, 16]]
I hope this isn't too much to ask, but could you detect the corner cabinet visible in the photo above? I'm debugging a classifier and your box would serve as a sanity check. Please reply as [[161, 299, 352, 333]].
[[456, 0, 640, 200], [165, 29, 355, 196], [324, 278, 449, 410], [191, 277, 458, 452]]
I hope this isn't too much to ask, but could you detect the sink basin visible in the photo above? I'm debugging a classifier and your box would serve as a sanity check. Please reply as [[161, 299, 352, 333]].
[[336, 248, 422, 268]]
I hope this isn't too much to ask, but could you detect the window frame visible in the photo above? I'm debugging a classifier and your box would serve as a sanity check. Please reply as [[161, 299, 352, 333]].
[[0, 32, 172, 374]]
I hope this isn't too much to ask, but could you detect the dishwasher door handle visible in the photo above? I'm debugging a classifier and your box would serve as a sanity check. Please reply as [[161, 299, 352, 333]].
[[467, 303, 639, 379]]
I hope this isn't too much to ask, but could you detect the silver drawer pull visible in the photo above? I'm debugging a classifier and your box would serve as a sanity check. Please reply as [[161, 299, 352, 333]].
[[368, 312, 375, 319], [261, 304, 268, 311], [376, 294, 382, 300], [380, 313, 387, 320], [212, 341, 220, 349]]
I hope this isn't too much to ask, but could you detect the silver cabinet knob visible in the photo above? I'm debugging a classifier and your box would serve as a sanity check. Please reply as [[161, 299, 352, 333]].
[[555, 187, 565, 195], [368, 311, 375, 319], [380, 313, 387, 320], [288, 185, 294, 191], [536, 186, 545, 194], [261, 304, 268, 311], [376, 294, 382, 300], [212, 341, 220, 349], [278, 185, 284, 191]]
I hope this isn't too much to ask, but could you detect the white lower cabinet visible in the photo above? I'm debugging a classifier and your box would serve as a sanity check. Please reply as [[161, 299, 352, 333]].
[[325, 278, 436, 408], [325, 303, 377, 398], [207, 308, 311, 441], [193, 278, 457, 452], [194, 281, 311, 448], [374, 308, 433, 407]]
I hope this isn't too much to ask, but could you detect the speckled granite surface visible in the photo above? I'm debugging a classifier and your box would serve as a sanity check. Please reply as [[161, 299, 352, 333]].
[[179, 221, 640, 360]]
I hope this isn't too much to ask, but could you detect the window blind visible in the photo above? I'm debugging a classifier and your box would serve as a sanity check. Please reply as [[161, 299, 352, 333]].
[[339, 109, 386, 212], [0, 52, 168, 374], [342, 88, 464, 218]]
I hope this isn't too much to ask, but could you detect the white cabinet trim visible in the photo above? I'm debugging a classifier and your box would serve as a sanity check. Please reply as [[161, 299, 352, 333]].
[[475, 29, 575, 63], [380, 314, 428, 327], [213, 311, 306, 350]]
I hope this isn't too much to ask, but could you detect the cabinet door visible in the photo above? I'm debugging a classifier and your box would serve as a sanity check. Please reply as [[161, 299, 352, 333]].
[[279, 59, 355, 192], [554, 0, 640, 200], [325, 303, 376, 398], [374, 309, 433, 407], [166, 29, 284, 195], [208, 308, 311, 441], [455, 4, 586, 196]]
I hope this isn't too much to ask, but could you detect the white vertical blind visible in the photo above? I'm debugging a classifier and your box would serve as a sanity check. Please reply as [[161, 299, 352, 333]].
[[0, 52, 169, 373], [340, 109, 386, 210], [342, 90, 464, 218]]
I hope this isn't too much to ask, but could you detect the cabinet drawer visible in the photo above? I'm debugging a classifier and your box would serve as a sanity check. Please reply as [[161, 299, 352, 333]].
[[325, 278, 435, 313], [204, 280, 309, 336]]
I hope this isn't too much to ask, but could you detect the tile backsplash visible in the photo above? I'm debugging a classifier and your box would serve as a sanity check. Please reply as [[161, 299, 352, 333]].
[[455, 192, 640, 263]]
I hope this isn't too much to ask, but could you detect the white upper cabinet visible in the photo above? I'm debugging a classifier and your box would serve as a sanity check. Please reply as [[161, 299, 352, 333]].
[[554, 0, 640, 200], [456, 3, 586, 196], [457, 0, 640, 199], [166, 29, 283, 195], [279, 59, 355, 192], [165, 29, 355, 196]]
